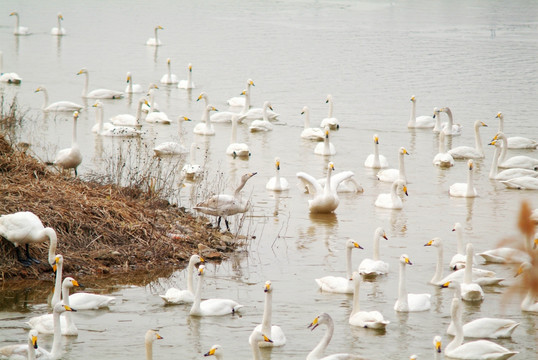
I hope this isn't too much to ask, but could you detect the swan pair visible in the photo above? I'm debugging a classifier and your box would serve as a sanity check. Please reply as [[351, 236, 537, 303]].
[[449, 159, 477, 198], [375, 179, 408, 209], [266, 157, 289, 191], [407, 95, 435, 128], [495, 112, 537, 149], [377, 147, 409, 183], [434, 107, 462, 136], [490, 132, 538, 170], [77, 68, 124, 99], [203, 330, 273, 360], [364, 134, 388, 168], [488, 140, 538, 181], [153, 116, 192, 156], [239, 90, 279, 121], [53, 111, 83, 176], [34, 87, 83, 112], [160, 254, 204, 304], [320, 94, 340, 130], [315, 239, 363, 293], [301, 106, 324, 141], [394, 254, 431, 312], [92, 101, 143, 137]]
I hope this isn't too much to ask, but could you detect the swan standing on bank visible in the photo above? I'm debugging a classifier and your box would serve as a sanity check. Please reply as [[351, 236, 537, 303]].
[[394, 254, 431, 312], [203, 330, 273, 360], [377, 147, 410, 183], [9, 12, 29, 35], [0, 51, 22, 84], [491, 132, 538, 169], [358, 228, 389, 276], [35, 87, 83, 112], [249, 101, 275, 132], [0, 211, 57, 266], [153, 116, 191, 156], [314, 126, 336, 155], [109, 98, 149, 128], [125, 72, 143, 93], [349, 272, 390, 329], [227, 78, 255, 107], [146, 25, 163, 46], [408, 95, 435, 128], [487, 139, 538, 180], [254, 281, 287, 347], [76, 68, 124, 99], [194, 172, 257, 231], [433, 130, 455, 168], [53, 111, 83, 176], [160, 58, 179, 84], [496, 112, 537, 149], [449, 159, 477, 198], [438, 107, 463, 136], [92, 101, 142, 137], [315, 239, 363, 294], [0, 329, 38, 359], [320, 94, 340, 130], [448, 120, 488, 159], [159, 254, 204, 304], [178, 63, 195, 89], [145, 330, 163, 360], [51, 13, 65, 36], [301, 106, 324, 141], [189, 265, 244, 316], [375, 179, 408, 209], [364, 134, 389, 168], [266, 157, 289, 191], [193, 105, 217, 135]]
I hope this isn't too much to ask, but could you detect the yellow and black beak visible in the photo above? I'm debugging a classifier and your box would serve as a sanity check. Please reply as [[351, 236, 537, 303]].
[[440, 281, 451, 288], [405, 257, 412, 265], [424, 240, 434, 247], [308, 316, 320, 331], [403, 186, 408, 196], [435, 339, 442, 353], [32, 335, 38, 349]]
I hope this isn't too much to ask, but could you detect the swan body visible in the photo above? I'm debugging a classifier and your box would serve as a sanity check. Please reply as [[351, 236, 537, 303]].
[[444, 297, 518, 360], [194, 105, 217, 135], [364, 134, 388, 168], [496, 112, 537, 149], [493, 132, 538, 169], [35, 87, 83, 112], [125, 72, 143, 93], [301, 106, 325, 141], [375, 179, 408, 209], [54, 111, 83, 176], [145, 110, 171, 124], [297, 162, 353, 213], [0, 329, 38, 360], [109, 98, 148, 127], [9, 12, 29, 35], [500, 176, 538, 190], [253, 281, 286, 347], [77, 68, 123, 99], [0, 211, 57, 266], [477, 248, 530, 264], [307, 313, 364, 360], [320, 94, 340, 130], [488, 140, 538, 180], [178, 63, 195, 89], [266, 157, 289, 191], [153, 116, 191, 156], [377, 147, 409, 183], [92, 101, 142, 137], [51, 13, 65, 36], [314, 126, 336, 155], [143, 85, 160, 113], [0, 50, 22, 83], [226, 115, 250, 158], [227, 79, 254, 107], [448, 120, 488, 159], [315, 239, 363, 294], [181, 143, 203, 180], [300, 173, 362, 194], [69, 293, 115, 310], [394, 255, 431, 312], [449, 222, 474, 270], [408, 95, 435, 128], [447, 318, 519, 339], [146, 25, 163, 46], [516, 262, 538, 312], [160, 255, 204, 304], [197, 92, 245, 123], [189, 265, 244, 316], [241, 90, 279, 120], [249, 101, 275, 132], [451, 243, 484, 302], [439, 107, 463, 136], [358, 228, 389, 276], [194, 172, 257, 231], [449, 159, 477, 197], [145, 330, 163, 360], [349, 272, 390, 329], [433, 131, 455, 167], [160, 58, 178, 84]]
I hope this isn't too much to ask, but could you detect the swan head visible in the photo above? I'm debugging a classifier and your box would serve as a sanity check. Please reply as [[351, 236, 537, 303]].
[[308, 312, 331, 331], [495, 112, 503, 120], [263, 101, 273, 111], [126, 72, 132, 82], [249, 330, 273, 345], [373, 134, 379, 144], [190, 254, 204, 265], [10, 12, 19, 16], [433, 336, 442, 353], [515, 262, 532, 277], [400, 147, 410, 156], [467, 159, 474, 171], [327, 162, 335, 172], [301, 105, 308, 115], [375, 227, 388, 240], [167, 58, 171, 65], [424, 237, 441, 247], [241, 172, 257, 183], [148, 83, 159, 90], [57, 13, 63, 20], [274, 157, 281, 170], [400, 254, 412, 265], [76, 68, 88, 75], [452, 222, 462, 232], [204, 345, 222, 357], [188, 63, 193, 71], [63, 276, 81, 289], [54, 302, 76, 314], [346, 239, 363, 250], [247, 78, 255, 86], [433, 107, 440, 118], [479, 121, 488, 128], [410, 95, 416, 102], [155, 25, 164, 30], [240, 89, 248, 96], [264, 280, 272, 293], [34, 87, 45, 93], [145, 329, 163, 344], [52, 254, 63, 273], [439, 107, 451, 114], [409, 356, 417, 360], [324, 126, 330, 138], [29, 329, 38, 349], [325, 94, 333, 103], [206, 105, 218, 112], [197, 264, 206, 276], [197, 92, 207, 101]]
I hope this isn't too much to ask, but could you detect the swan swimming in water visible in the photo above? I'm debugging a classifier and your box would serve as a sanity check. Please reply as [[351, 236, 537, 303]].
[[249, 101, 275, 132], [349, 272, 390, 329], [194, 105, 217, 135], [496, 112, 537, 149], [109, 98, 149, 128], [53, 111, 83, 176], [9, 12, 29, 35], [178, 63, 195, 89], [433, 131, 454, 168], [51, 13, 65, 36], [197, 92, 246, 123], [227, 78, 255, 107], [314, 126, 336, 155], [159, 254, 204, 304], [266, 157, 289, 191], [364, 134, 389, 168], [438, 107, 463, 136], [442, 244, 484, 302], [35, 87, 83, 112], [394, 254, 431, 312], [320, 94, 340, 130], [0, 329, 39, 359], [448, 120, 488, 159], [449, 159, 477, 198], [181, 143, 203, 180], [500, 176, 538, 190], [92, 101, 143, 137], [160, 58, 179, 84], [491, 132, 538, 170], [146, 25, 163, 46], [77, 68, 124, 99], [0, 51, 22, 84], [226, 115, 250, 158], [377, 147, 409, 183], [488, 139, 538, 180], [315, 239, 363, 294], [375, 179, 408, 209], [358, 228, 389, 276], [203, 330, 273, 360], [125, 72, 143, 93], [408, 95, 435, 128], [240, 90, 279, 121], [254, 281, 287, 347], [301, 106, 324, 141], [154, 116, 192, 156], [145, 330, 163, 360]]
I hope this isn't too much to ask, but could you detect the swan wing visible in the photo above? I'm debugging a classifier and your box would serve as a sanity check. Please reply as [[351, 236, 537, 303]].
[[297, 172, 322, 195], [159, 288, 194, 304], [69, 293, 116, 310], [87, 89, 124, 99], [500, 176, 538, 190], [461, 318, 519, 338], [349, 310, 389, 329], [199, 298, 243, 316], [407, 293, 431, 311], [446, 339, 518, 359], [358, 259, 389, 276], [329, 171, 355, 192], [315, 276, 353, 294]]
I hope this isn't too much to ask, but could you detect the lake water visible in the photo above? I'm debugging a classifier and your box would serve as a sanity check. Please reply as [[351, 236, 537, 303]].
[[1, 0, 537, 359]]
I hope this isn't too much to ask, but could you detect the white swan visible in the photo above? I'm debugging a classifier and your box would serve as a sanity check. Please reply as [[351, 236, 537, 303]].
[[153, 116, 191, 156], [142, 84, 160, 113], [299, 167, 362, 194], [444, 297, 518, 360], [254, 281, 287, 347], [146, 25, 163, 46], [496, 112, 537, 149], [297, 162, 354, 213], [145, 330, 163, 360], [477, 242, 531, 264], [432, 107, 446, 134], [364, 134, 389, 168], [314, 126, 336, 155], [181, 143, 203, 180], [449, 222, 467, 270], [159, 254, 204, 304], [178, 63, 195, 89], [241, 91, 279, 121], [203, 330, 273, 360], [193, 172, 257, 231], [53, 111, 82, 176], [249, 101, 275, 132], [145, 106, 172, 124], [319, 94, 340, 130], [189, 265, 244, 316], [394, 254, 431, 312], [488, 139, 538, 180], [377, 147, 409, 183], [0, 51, 22, 84], [301, 106, 324, 141], [50, 13, 65, 36], [227, 78, 255, 107], [358, 228, 389, 276], [408, 95, 435, 128], [492, 132, 538, 170], [193, 105, 217, 135], [160, 58, 178, 84], [266, 157, 289, 191], [448, 120, 488, 159], [110, 98, 148, 127], [315, 239, 363, 294], [439, 107, 463, 136], [35, 87, 83, 112], [9, 12, 29, 35], [433, 336, 442, 358], [197, 92, 244, 123], [76, 68, 124, 99], [125, 72, 143, 93], [500, 176, 538, 190], [375, 179, 408, 210], [444, 244, 484, 302], [433, 131, 455, 168], [307, 313, 364, 360], [92, 101, 142, 137], [515, 262, 538, 312], [0, 211, 57, 266], [449, 159, 477, 198], [447, 316, 519, 339], [0, 329, 38, 360], [349, 272, 390, 329], [69, 291, 116, 310]]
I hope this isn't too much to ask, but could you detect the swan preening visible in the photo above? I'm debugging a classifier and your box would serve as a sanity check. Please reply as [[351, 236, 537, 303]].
[[145, 330, 163, 360], [364, 134, 388, 168], [0, 51, 22, 84], [314, 126, 336, 155], [92, 101, 143, 137], [301, 106, 324, 141], [203, 330, 273, 360], [433, 130, 455, 168], [266, 157, 289, 190], [160, 58, 179, 84], [408, 95, 435, 128], [9, 12, 29, 35], [377, 147, 409, 183], [449, 159, 477, 198], [178, 63, 195, 89], [491, 132, 538, 170], [146, 25, 163, 46], [349, 272, 390, 329], [254, 280, 287, 347], [320, 94, 340, 130], [448, 120, 488, 159], [53, 111, 83, 176], [496, 112, 538, 149], [394, 254, 431, 312], [0, 211, 57, 266], [160, 254, 204, 304], [315, 239, 363, 294], [194, 172, 257, 231], [227, 78, 255, 107], [77, 68, 124, 99], [35, 87, 83, 112], [0, 329, 38, 359], [153, 116, 191, 156], [375, 179, 408, 209], [358, 227, 389, 276], [51, 13, 65, 36]]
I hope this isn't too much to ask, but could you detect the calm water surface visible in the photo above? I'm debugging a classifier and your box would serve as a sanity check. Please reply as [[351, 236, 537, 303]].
[[1, 0, 537, 359]]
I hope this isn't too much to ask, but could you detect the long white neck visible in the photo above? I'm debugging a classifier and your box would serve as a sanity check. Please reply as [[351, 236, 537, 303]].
[[45, 228, 57, 266], [274, 165, 281, 189], [351, 276, 361, 316], [438, 131, 446, 153], [61, 282, 75, 330], [57, 16, 62, 31], [473, 121, 484, 155], [345, 245, 353, 279], [27, 335, 36, 360], [463, 245, 473, 284], [149, 89, 156, 109], [497, 115, 504, 132], [327, 98, 333, 118], [96, 106, 104, 133], [189, 143, 196, 164], [245, 88, 251, 109], [489, 143, 501, 179], [167, 62, 172, 78], [433, 112, 442, 132], [323, 133, 330, 154], [41, 89, 49, 109], [497, 133, 508, 163], [145, 338, 153, 360], [445, 108, 454, 129], [409, 100, 417, 126], [190, 273, 203, 315], [14, 14, 20, 29], [203, 107, 211, 125], [51, 262, 63, 307], [187, 68, 192, 87], [466, 165, 474, 197], [135, 100, 145, 124], [230, 118, 238, 144], [51, 309, 62, 358], [249, 333, 263, 360], [81, 72, 89, 97], [455, 227, 464, 255], [71, 116, 78, 147], [374, 141, 380, 166], [186, 257, 196, 293], [307, 321, 333, 360], [446, 299, 463, 354], [154, 27, 159, 43], [262, 104, 270, 122], [127, 77, 133, 93], [397, 261, 408, 309], [303, 108, 311, 129], [431, 244, 444, 284], [398, 151, 406, 182], [324, 167, 332, 195], [372, 232, 381, 261], [261, 290, 273, 335], [390, 181, 400, 205]]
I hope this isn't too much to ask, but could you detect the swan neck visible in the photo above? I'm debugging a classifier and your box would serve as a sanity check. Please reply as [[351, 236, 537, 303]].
[[323, 134, 330, 153], [187, 69, 192, 86], [82, 72, 89, 97], [304, 109, 310, 129], [42, 89, 49, 109], [72, 114, 78, 146], [204, 107, 211, 125], [397, 261, 408, 307], [45, 228, 58, 266], [97, 106, 104, 133], [261, 289, 273, 335], [373, 233, 380, 261], [51, 262, 63, 307], [351, 277, 360, 315], [186, 259, 195, 293], [466, 165, 474, 197], [145, 338, 153, 360], [14, 14, 20, 29], [327, 99, 333, 117], [28, 335, 36, 360], [154, 27, 159, 42], [398, 151, 406, 180], [432, 244, 444, 283], [234, 175, 250, 196], [464, 248, 473, 284], [189, 144, 196, 164], [409, 100, 416, 126], [262, 104, 270, 122], [456, 229, 464, 255], [244, 90, 251, 110], [391, 181, 399, 203], [438, 132, 446, 153], [168, 62, 172, 78], [446, 109, 454, 127], [474, 121, 484, 155], [498, 116, 504, 132], [498, 134, 508, 162], [190, 273, 203, 315], [52, 309, 62, 358], [374, 141, 380, 162], [136, 100, 144, 123], [57, 16, 62, 30], [345, 246, 353, 279], [250, 334, 263, 360], [489, 145, 500, 179], [446, 300, 464, 353], [309, 320, 334, 360]]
